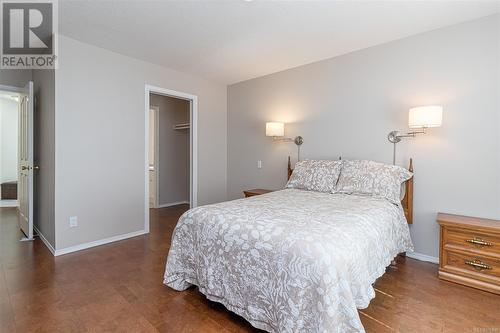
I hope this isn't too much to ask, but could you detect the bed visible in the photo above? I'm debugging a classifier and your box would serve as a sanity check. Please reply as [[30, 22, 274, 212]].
[[164, 158, 414, 332]]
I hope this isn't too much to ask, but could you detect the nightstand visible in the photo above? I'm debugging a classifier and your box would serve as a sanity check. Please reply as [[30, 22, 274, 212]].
[[243, 189, 273, 198], [437, 213, 500, 294]]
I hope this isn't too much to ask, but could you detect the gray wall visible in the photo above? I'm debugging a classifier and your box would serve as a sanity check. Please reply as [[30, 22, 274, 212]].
[[0, 69, 31, 88], [32, 69, 56, 248], [55, 35, 227, 250], [150, 94, 190, 205], [227, 15, 500, 258]]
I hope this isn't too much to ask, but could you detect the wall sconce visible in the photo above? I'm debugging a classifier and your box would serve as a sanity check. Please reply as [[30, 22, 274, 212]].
[[266, 122, 304, 160], [388, 105, 443, 164]]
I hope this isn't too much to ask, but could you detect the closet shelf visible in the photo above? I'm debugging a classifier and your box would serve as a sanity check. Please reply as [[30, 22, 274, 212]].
[[173, 123, 190, 130]]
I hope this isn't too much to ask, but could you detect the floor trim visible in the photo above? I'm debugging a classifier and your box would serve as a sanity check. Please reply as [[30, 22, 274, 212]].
[[41, 223, 438, 262], [33, 225, 56, 255], [157, 201, 189, 208], [54, 229, 148, 257], [406, 251, 439, 264], [0, 200, 18, 208]]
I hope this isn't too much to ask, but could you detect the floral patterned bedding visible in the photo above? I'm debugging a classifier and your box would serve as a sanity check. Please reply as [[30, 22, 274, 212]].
[[164, 189, 413, 332]]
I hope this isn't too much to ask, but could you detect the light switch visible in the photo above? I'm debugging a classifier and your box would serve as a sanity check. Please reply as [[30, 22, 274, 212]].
[[257, 160, 262, 169]]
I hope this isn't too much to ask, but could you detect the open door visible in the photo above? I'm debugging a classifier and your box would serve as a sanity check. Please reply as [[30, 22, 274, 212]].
[[18, 81, 34, 240]]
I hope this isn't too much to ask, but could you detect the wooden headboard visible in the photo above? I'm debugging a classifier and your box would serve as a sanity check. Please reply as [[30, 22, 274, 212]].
[[287, 157, 414, 224]]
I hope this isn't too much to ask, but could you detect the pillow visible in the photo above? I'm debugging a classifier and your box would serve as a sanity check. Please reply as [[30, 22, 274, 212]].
[[336, 160, 412, 204], [285, 159, 343, 193]]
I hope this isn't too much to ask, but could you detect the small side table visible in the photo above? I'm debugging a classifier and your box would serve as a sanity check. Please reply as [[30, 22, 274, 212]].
[[243, 189, 273, 198]]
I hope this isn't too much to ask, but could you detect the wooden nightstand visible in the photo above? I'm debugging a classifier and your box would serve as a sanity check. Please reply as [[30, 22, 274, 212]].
[[243, 189, 273, 198], [437, 213, 500, 294]]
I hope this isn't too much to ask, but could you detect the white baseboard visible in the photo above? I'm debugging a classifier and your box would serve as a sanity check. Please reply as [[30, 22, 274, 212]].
[[0, 200, 18, 208], [156, 200, 189, 208], [54, 229, 148, 257], [406, 251, 439, 264], [33, 225, 56, 255], [37, 221, 439, 264]]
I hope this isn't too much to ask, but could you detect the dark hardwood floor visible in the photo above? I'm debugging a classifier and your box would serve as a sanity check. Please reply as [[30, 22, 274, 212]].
[[1, 205, 499, 332]]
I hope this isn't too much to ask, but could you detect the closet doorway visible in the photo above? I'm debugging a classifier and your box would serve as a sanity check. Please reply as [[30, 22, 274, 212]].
[[144, 85, 197, 232]]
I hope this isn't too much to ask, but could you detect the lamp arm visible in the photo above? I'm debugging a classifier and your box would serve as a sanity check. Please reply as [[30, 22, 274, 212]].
[[272, 136, 304, 161], [397, 127, 427, 138], [272, 137, 294, 143], [388, 127, 427, 143], [272, 136, 304, 146], [388, 127, 428, 165]]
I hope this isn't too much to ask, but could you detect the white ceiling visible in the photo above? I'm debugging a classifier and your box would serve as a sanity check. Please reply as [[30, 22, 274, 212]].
[[59, 1, 499, 85]]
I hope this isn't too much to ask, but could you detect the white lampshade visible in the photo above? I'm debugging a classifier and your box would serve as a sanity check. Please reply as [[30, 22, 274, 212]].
[[266, 122, 285, 137], [408, 105, 443, 128]]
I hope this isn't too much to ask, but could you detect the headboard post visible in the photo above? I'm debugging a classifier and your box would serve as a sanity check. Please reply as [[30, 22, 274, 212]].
[[403, 158, 414, 224], [287, 156, 293, 180]]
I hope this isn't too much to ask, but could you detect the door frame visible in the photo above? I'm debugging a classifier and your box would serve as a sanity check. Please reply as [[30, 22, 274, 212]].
[[149, 106, 160, 209], [144, 84, 198, 233]]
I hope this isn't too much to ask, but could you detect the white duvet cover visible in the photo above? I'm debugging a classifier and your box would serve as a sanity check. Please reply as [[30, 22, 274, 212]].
[[164, 189, 413, 332]]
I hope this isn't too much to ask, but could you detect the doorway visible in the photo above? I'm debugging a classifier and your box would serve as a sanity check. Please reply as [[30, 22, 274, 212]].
[[0, 81, 34, 240], [144, 85, 197, 233], [0, 89, 21, 208]]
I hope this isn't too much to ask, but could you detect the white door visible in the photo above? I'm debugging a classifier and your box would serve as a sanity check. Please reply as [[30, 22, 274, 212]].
[[18, 81, 34, 240]]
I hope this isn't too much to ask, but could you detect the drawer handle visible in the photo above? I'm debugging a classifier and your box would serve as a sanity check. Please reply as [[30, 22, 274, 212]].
[[465, 238, 492, 247], [464, 259, 492, 271]]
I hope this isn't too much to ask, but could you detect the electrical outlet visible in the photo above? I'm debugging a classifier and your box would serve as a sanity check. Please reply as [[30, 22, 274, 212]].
[[257, 160, 262, 169], [69, 216, 78, 228]]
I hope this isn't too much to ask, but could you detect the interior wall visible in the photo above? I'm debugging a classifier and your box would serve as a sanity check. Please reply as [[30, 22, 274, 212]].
[[55, 35, 227, 250], [0, 69, 32, 88], [227, 15, 500, 259], [32, 69, 56, 248], [0, 97, 19, 184], [150, 94, 190, 206]]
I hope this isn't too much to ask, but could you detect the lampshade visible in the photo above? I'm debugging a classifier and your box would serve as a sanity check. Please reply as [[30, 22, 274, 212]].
[[266, 122, 285, 137], [408, 105, 443, 128]]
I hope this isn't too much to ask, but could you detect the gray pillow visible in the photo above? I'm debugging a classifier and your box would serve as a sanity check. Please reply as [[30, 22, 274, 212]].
[[286, 160, 343, 193], [336, 160, 412, 204]]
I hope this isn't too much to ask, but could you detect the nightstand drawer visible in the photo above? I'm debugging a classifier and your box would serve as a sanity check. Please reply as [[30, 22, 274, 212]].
[[438, 213, 500, 294], [443, 250, 500, 279], [444, 228, 500, 257]]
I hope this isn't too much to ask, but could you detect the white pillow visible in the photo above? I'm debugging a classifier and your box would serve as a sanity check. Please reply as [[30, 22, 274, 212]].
[[336, 160, 412, 204], [286, 160, 343, 193]]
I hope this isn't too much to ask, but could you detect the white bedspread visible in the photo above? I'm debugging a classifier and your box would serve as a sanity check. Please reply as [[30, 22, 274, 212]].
[[164, 189, 413, 332]]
